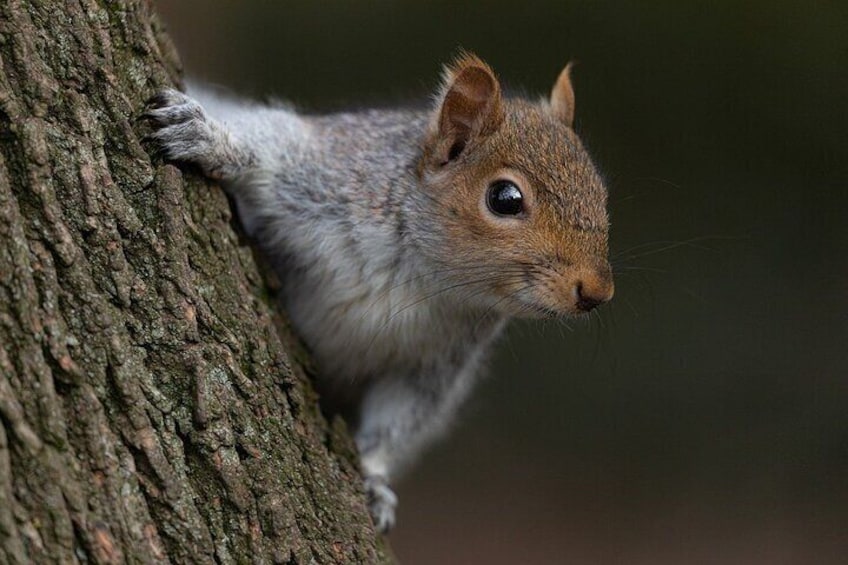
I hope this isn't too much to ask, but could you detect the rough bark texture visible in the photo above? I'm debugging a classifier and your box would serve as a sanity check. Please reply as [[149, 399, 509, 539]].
[[0, 1, 391, 563]]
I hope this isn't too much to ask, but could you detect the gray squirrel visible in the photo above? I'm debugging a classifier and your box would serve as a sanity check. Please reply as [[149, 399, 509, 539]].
[[147, 53, 613, 532]]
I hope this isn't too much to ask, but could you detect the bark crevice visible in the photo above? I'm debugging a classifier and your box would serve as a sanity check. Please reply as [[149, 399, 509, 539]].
[[0, 1, 391, 563]]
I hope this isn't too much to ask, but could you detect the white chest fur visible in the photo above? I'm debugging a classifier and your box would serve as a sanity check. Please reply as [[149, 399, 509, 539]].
[[284, 260, 471, 382]]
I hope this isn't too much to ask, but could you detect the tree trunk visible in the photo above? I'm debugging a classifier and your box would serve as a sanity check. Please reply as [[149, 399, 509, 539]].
[[0, 1, 391, 562]]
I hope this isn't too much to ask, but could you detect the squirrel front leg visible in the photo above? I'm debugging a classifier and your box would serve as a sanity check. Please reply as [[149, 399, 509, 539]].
[[146, 89, 311, 237], [146, 90, 256, 181], [355, 365, 479, 532]]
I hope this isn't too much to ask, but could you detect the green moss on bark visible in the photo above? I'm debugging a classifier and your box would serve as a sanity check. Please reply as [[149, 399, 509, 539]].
[[0, 1, 392, 563]]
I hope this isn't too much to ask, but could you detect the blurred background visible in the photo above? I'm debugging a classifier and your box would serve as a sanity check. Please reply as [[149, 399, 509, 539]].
[[156, 2, 847, 563]]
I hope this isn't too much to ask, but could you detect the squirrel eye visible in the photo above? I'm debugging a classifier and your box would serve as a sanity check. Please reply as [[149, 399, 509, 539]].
[[487, 180, 524, 216]]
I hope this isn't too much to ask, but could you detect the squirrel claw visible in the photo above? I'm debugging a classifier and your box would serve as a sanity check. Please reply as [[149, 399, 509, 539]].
[[363, 475, 397, 533]]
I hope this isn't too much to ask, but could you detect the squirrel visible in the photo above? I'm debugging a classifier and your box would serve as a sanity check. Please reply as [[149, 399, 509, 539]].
[[146, 52, 614, 532]]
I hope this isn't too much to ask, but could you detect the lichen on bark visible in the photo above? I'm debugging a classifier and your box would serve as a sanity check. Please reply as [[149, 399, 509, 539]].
[[0, 1, 391, 562]]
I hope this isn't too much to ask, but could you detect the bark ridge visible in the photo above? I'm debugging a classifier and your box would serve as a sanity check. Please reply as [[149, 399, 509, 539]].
[[0, 1, 389, 562]]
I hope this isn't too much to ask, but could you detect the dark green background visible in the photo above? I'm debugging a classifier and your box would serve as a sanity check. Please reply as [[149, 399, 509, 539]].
[[158, 2, 847, 563]]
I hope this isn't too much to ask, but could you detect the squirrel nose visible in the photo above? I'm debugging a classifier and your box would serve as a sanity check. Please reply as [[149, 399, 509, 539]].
[[573, 267, 614, 313]]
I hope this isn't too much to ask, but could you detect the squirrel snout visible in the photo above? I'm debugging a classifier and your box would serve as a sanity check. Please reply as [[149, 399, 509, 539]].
[[572, 266, 614, 313]]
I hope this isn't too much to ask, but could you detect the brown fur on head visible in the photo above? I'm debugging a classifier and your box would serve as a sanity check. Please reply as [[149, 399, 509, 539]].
[[417, 52, 613, 317]]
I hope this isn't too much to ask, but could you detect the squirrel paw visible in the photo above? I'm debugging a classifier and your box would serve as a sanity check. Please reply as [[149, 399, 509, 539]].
[[363, 475, 397, 533], [144, 89, 231, 178]]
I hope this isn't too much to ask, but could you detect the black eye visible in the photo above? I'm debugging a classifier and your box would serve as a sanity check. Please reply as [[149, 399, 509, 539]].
[[487, 180, 524, 216]]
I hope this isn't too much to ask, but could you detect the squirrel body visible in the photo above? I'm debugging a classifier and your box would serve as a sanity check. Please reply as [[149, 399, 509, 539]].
[[148, 54, 613, 531]]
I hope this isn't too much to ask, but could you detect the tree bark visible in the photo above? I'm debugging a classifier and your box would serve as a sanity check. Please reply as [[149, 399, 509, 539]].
[[0, 1, 391, 563]]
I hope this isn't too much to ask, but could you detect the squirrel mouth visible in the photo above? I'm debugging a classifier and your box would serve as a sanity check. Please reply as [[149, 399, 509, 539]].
[[512, 298, 564, 319], [511, 292, 595, 319]]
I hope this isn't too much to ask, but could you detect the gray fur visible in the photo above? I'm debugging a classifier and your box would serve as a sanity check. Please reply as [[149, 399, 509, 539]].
[[147, 77, 607, 532]]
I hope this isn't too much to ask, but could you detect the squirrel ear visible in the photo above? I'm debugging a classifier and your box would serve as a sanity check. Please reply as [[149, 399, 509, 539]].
[[431, 53, 503, 164], [550, 62, 576, 127]]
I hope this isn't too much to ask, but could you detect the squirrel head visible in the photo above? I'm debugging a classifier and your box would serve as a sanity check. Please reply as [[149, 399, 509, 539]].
[[417, 52, 613, 318]]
